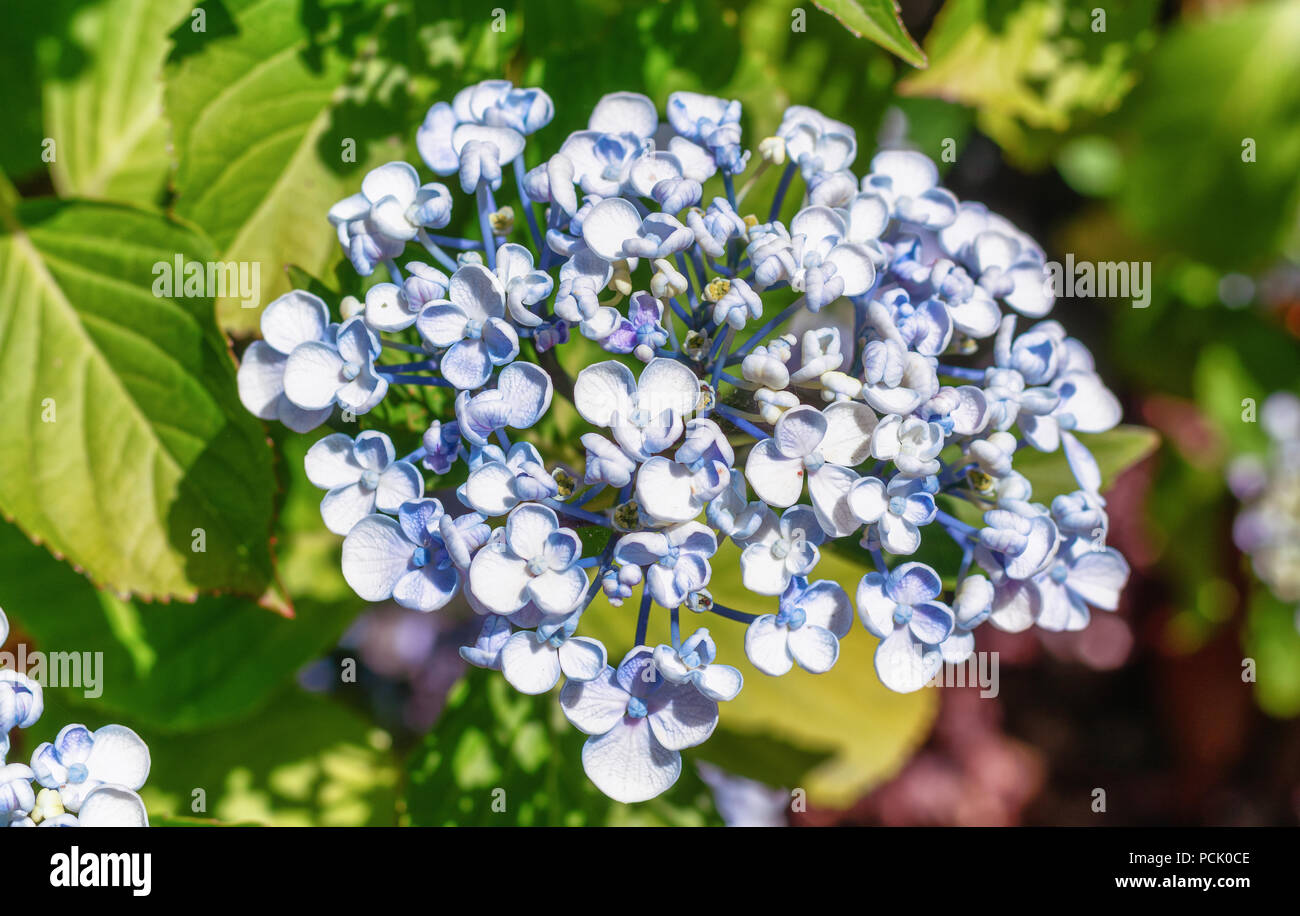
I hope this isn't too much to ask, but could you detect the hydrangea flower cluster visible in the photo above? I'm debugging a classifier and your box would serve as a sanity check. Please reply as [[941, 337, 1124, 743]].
[[0, 608, 152, 826], [238, 82, 1132, 803], [1230, 392, 1300, 618]]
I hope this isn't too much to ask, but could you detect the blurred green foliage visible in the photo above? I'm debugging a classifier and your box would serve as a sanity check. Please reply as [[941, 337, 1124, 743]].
[[1, 0, 1298, 827]]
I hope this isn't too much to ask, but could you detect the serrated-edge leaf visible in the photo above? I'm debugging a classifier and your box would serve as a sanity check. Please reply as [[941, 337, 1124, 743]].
[[44, 0, 193, 203], [0, 185, 276, 600], [813, 0, 927, 68]]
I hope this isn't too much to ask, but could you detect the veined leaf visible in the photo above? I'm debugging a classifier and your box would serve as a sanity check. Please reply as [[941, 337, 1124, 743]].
[[43, 0, 193, 204], [164, 0, 374, 332], [0, 186, 276, 600], [813, 0, 927, 68]]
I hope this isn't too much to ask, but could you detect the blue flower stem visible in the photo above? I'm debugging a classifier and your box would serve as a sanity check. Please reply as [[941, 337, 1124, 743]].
[[670, 605, 681, 647], [378, 359, 435, 372], [939, 461, 976, 488], [711, 403, 769, 440], [379, 372, 453, 387], [423, 234, 484, 251], [708, 328, 734, 389], [379, 339, 430, 354], [936, 364, 986, 382], [417, 229, 460, 273], [667, 296, 692, 326], [571, 484, 606, 508], [513, 155, 543, 251], [576, 556, 603, 569], [675, 254, 699, 310], [475, 182, 498, 270], [635, 587, 653, 647], [726, 297, 806, 366], [957, 545, 974, 581], [495, 429, 511, 450], [382, 258, 404, 285], [706, 602, 759, 624], [723, 172, 737, 211], [870, 547, 888, 574], [689, 249, 709, 292], [768, 161, 796, 222], [401, 446, 427, 464], [543, 498, 610, 528]]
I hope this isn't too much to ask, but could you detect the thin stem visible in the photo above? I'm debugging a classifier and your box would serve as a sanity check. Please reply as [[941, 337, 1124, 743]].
[[513, 155, 543, 251], [768, 161, 796, 222], [380, 372, 453, 387], [727, 297, 806, 365], [543, 498, 609, 528], [706, 602, 759, 624], [711, 404, 769, 441], [476, 182, 498, 270], [635, 587, 653, 647], [937, 364, 986, 383], [382, 258, 404, 285], [417, 229, 459, 273]]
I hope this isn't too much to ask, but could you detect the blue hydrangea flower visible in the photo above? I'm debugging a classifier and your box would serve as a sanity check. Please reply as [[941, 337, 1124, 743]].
[[0, 763, 35, 825], [574, 358, 701, 461], [30, 724, 150, 813], [739, 504, 824, 595], [237, 291, 336, 432], [847, 474, 938, 556], [856, 562, 955, 692], [977, 507, 1060, 580], [560, 647, 717, 803], [745, 577, 853, 676], [500, 614, 607, 695], [461, 441, 558, 516], [0, 670, 43, 734], [304, 431, 423, 535], [342, 499, 488, 612], [653, 628, 743, 702], [1032, 543, 1130, 632], [416, 263, 520, 390], [613, 522, 718, 609], [282, 315, 388, 415], [602, 291, 669, 360], [468, 504, 589, 616], [454, 362, 553, 448]]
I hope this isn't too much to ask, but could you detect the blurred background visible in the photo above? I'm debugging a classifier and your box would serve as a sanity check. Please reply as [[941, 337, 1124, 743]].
[[1, 0, 1298, 826]]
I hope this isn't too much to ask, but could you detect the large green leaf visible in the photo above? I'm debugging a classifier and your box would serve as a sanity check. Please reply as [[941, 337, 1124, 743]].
[[43, 0, 193, 204], [583, 543, 938, 809], [0, 189, 276, 600], [18, 688, 399, 826], [403, 668, 722, 825], [1013, 424, 1159, 500], [899, 0, 1158, 167], [0, 518, 357, 732], [813, 0, 926, 68], [164, 0, 380, 331], [1115, 0, 1300, 267]]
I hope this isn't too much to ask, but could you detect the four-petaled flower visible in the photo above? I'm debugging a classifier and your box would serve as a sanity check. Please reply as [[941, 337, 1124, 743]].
[[856, 562, 955, 693], [745, 578, 853, 676], [468, 504, 590, 616]]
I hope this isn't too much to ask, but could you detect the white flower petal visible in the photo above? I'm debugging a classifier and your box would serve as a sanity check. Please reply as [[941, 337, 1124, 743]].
[[467, 544, 533, 613], [560, 668, 628, 735], [581, 720, 680, 804], [636, 457, 701, 523], [787, 624, 840, 674], [808, 464, 860, 538], [744, 616, 793, 676], [819, 400, 877, 466], [260, 290, 328, 354], [77, 786, 149, 827], [574, 360, 637, 427], [341, 515, 414, 600], [647, 682, 718, 751], [582, 198, 643, 261], [237, 341, 288, 420], [501, 632, 563, 695], [874, 629, 943, 693], [558, 637, 608, 682], [744, 439, 805, 508]]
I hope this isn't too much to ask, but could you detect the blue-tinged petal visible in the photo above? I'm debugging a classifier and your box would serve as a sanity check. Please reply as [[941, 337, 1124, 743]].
[[647, 681, 718, 750], [558, 637, 607, 683], [341, 515, 415, 601], [501, 632, 563, 695], [581, 720, 681, 803], [786, 624, 840, 674], [875, 629, 942, 693], [560, 668, 628, 734], [744, 616, 793, 676]]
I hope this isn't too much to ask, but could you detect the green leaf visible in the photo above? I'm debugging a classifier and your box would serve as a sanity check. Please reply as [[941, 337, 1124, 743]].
[[812, 0, 927, 68], [899, 0, 1159, 167], [1115, 0, 1300, 267], [52, 688, 399, 827], [163, 0, 381, 332], [0, 518, 357, 731], [582, 542, 938, 808], [1245, 588, 1300, 718], [1014, 424, 1159, 499], [42, 0, 193, 205], [404, 668, 723, 826], [0, 189, 276, 600]]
